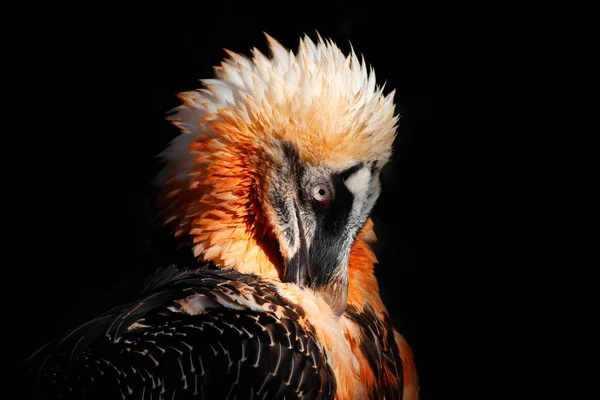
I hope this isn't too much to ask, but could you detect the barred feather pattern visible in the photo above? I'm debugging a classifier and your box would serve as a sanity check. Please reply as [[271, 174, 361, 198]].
[[24, 267, 335, 400]]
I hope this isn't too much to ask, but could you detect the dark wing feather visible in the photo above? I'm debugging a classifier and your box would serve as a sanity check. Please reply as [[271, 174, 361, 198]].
[[345, 302, 404, 400], [23, 266, 336, 400]]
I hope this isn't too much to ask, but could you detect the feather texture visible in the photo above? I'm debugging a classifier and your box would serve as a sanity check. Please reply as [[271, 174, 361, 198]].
[[24, 266, 335, 399]]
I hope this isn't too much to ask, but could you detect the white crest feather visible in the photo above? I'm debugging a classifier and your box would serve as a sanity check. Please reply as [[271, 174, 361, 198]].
[[157, 33, 398, 186]]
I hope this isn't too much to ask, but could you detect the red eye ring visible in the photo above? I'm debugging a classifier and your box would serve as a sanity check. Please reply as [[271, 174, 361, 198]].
[[311, 182, 332, 205]]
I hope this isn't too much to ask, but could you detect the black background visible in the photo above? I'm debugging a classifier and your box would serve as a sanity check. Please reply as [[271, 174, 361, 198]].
[[14, 2, 439, 398]]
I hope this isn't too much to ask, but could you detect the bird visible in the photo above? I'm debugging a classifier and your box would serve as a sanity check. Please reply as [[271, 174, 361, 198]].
[[22, 34, 419, 400]]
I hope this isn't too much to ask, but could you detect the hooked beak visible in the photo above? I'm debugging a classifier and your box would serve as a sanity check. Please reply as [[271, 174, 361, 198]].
[[284, 206, 349, 316]]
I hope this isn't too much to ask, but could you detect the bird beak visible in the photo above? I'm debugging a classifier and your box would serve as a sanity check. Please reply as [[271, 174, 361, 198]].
[[284, 207, 349, 316]]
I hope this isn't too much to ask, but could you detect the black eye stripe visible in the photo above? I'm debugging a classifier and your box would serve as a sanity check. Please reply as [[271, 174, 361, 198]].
[[339, 162, 364, 180]]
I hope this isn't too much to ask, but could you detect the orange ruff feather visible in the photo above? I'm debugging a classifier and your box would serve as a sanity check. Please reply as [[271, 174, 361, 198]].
[[156, 34, 419, 399]]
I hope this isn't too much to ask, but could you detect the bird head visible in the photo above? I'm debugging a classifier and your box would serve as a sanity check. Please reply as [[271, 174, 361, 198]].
[[156, 34, 398, 316]]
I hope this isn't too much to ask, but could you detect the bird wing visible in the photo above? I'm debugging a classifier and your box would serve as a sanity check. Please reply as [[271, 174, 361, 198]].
[[23, 266, 336, 399], [345, 302, 405, 400]]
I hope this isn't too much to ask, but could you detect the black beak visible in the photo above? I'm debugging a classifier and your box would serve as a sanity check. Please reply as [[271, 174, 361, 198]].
[[284, 206, 348, 316], [285, 206, 312, 287]]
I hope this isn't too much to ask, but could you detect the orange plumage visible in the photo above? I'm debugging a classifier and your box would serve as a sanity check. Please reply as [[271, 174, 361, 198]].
[[155, 34, 419, 399], [23, 33, 419, 400]]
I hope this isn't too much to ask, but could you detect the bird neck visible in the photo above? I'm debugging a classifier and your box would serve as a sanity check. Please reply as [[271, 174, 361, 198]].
[[187, 185, 284, 280], [158, 135, 284, 280]]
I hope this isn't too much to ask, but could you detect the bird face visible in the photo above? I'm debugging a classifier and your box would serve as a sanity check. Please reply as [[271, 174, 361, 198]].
[[261, 140, 382, 315], [157, 34, 398, 316]]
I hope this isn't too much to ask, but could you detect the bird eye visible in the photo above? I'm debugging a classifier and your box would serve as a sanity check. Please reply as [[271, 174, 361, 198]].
[[311, 183, 332, 205]]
